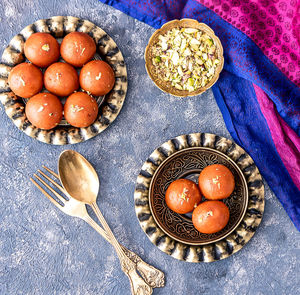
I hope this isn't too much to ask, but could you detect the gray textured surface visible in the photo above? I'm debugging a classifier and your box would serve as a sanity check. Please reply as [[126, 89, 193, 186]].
[[0, 0, 299, 294]]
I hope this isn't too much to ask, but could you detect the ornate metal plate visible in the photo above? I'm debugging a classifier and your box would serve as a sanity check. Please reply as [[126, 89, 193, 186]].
[[149, 147, 248, 245], [134, 133, 265, 262], [0, 16, 127, 145]]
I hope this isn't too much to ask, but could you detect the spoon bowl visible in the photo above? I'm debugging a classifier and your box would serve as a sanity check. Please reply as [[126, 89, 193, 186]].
[[58, 150, 99, 204]]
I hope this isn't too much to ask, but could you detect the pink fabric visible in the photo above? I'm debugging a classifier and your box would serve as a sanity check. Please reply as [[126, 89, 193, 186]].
[[254, 84, 300, 190], [198, 0, 300, 87]]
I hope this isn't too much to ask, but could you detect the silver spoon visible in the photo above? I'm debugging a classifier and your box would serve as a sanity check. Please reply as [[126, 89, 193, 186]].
[[58, 150, 152, 295]]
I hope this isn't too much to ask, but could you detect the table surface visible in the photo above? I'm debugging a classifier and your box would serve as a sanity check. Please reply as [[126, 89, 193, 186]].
[[0, 1, 299, 294]]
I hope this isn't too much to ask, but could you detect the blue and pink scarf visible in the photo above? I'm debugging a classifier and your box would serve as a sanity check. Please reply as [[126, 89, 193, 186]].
[[99, 0, 300, 230]]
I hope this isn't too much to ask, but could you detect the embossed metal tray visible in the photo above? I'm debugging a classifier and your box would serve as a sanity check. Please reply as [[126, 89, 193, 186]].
[[134, 133, 265, 262], [0, 16, 127, 145], [149, 147, 248, 246]]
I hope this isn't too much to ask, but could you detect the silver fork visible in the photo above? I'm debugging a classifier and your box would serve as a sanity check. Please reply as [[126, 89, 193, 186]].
[[30, 166, 165, 289]]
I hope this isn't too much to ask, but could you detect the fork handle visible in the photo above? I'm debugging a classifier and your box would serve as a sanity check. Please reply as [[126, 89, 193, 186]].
[[91, 202, 153, 295], [83, 215, 165, 288], [121, 248, 165, 288]]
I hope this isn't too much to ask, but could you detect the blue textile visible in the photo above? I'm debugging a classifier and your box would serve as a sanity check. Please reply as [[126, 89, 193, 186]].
[[99, 0, 300, 230]]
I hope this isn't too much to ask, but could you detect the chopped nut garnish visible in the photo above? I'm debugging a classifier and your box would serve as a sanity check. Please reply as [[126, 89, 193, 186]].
[[70, 104, 84, 113], [19, 77, 25, 86], [95, 72, 102, 80], [207, 211, 213, 217], [81, 47, 86, 55], [179, 187, 188, 201], [37, 106, 44, 112], [44, 103, 48, 106], [49, 113, 53, 116], [194, 203, 198, 209], [217, 182, 221, 189], [151, 27, 219, 92], [42, 44, 50, 51]]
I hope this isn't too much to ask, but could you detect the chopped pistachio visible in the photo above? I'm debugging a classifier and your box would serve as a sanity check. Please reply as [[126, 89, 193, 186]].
[[71, 104, 84, 113], [188, 78, 194, 86], [177, 66, 183, 76], [154, 56, 161, 63], [174, 83, 182, 90], [151, 26, 220, 92], [206, 38, 213, 47], [41, 44, 50, 51]]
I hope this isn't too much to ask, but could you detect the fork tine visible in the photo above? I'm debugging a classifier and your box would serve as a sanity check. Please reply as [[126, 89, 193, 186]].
[[30, 177, 63, 208], [42, 165, 60, 179], [37, 169, 65, 192], [34, 173, 66, 205]]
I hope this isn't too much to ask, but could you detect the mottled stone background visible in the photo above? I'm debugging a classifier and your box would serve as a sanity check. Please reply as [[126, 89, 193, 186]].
[[0, 0, 299, 294]]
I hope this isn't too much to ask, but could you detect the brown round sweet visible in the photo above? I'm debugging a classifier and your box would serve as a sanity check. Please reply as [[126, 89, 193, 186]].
[[25, 93, 63, 130], [60, 32, 96, 67], [198, 164, 235, 200], [8, 62, 43, 98], [79, 60, 115, 96], [24, 33, 60, 68], [192, 201, 230, 234], [44, 62, 79, 97], [165, 179, 202, 214], [64, 92, 98, 127]]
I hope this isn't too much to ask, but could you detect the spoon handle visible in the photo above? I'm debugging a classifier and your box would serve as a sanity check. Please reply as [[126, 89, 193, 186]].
[[91, 202, 153, 295], [84, 215, 165, 288]]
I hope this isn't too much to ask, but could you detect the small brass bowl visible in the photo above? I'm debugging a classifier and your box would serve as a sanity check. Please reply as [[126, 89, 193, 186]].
[[145, 19, 224, 97]]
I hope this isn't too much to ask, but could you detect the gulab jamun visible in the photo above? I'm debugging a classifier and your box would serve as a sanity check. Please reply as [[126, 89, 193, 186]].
[[44, 62, 79, 97], [64, 92, 98, 127], [79, 60, 115, 96], [8, 62, 43, 98], [24, 33, 60, 68], [198, 164, 235, 200], [60, 32, 96, 67], [25, 93, 63, 130], [192, 201, 230, 234], [165, 179, 202, 214]]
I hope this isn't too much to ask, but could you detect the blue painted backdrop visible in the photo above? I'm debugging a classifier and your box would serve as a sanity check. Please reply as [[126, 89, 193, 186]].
[[0, 0, 299, 294]]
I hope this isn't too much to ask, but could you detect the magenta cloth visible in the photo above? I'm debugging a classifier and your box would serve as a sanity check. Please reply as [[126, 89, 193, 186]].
[[197, 0, 300, 86], [254, 85, 300, 190]]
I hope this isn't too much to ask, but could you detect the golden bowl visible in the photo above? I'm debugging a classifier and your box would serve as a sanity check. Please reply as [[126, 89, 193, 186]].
[[145, 19, 224, 97]]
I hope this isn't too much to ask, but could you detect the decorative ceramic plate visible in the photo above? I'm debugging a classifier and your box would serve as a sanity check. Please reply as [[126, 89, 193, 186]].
[[134, 133, 264, 262], [0, 16, 127, 145], [144, 19, 224, 97]]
